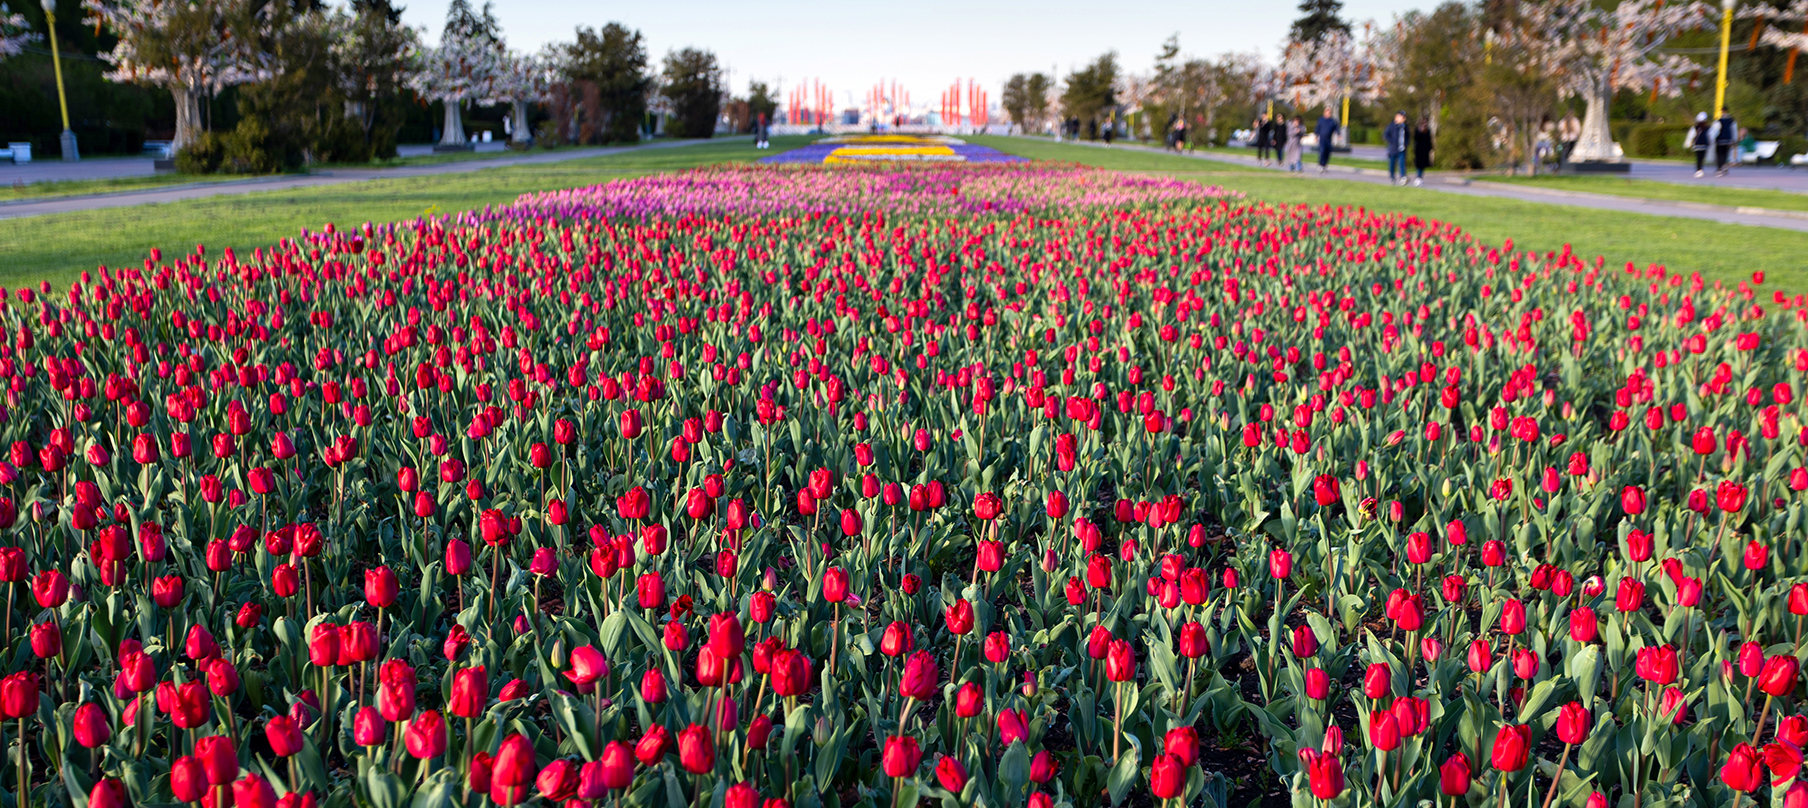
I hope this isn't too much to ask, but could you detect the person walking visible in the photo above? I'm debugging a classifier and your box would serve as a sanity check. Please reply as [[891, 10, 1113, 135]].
[[1271, 114, 1288, 168], [1712, 106, 1737, 176], [1384, 111, 1409, 184], [1314, 108, 1339, 174], [1284, 116, 1304, 171], [1687, 112, 1711, 177], [1411, 118, 1433, 185], [1254, 115, 1272, 165]]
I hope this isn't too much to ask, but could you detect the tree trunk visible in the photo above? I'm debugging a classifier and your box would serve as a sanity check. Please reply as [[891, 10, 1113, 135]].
[[1572, 79, 1618, 162], [172, 86, 204, 152], [440, 99, 467, 146], [511, 100, 532, 144], [345, 100, 369, 135]]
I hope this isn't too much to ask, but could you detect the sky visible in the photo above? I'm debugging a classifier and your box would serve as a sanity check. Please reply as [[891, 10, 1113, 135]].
[[398, 0, 1424, 109]]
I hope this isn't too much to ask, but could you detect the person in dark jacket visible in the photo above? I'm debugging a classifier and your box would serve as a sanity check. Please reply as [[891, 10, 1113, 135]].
[[1714, 107, 1737, 176], [1271, 114, 1288, 166], [1254, 115, 1272, 164], [1411, 118, 1433, 185], [1688, 112, 1711, 177], [1314, 108, 1339, 173], [1383, 111, 1409, 184]]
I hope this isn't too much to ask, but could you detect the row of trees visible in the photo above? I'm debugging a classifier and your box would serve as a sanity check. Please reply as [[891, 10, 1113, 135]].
[[1005, 0, 1808, 171], [5, 0, 744, 171]]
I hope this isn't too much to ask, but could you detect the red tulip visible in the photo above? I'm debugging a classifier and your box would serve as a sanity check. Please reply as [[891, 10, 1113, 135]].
[[1149, 753, 1186, 798], [881, 735, 922, 777], [822, 567, 848, 603], [491, 733, 538, 806], [1761, 655, 1800, 697], [536, 760, 579, 802], [677, 723, 715, 774], [1299, 749, 1344, 799], [899, 651, 939, 699], [1724, 743, 1763, 792], [1490, 724, 1530, 771], [935, 756, 968, 792], [265, 715, 305, 757], [195, 735, 239, 785], [1439, 753, 1471, 796]]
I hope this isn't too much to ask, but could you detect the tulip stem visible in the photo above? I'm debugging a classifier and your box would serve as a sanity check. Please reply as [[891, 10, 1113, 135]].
[[16, 717, 25, 808], [1755, 693, 1776, 743], [1537, 743, 1570, 808], [950, 636, 962, 684], [829, 603, 840, 677], [1496, 771, 1508, 808], [1112, 681, 1123, 763]]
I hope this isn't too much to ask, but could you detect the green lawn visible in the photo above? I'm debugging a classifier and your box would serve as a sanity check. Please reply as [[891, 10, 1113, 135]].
[[2, 132, 1800, 292], [1485, 174, 1808, 214], [970, 135, 1805, 290], [0, 136, 807, 288]]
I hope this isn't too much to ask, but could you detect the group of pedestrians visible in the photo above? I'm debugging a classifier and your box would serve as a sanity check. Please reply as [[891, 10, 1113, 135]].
[[1259, 108, 1435, 184], [1251, 113, 1305, 171], [1687, 107, 1741, 178], [1381, 111, 1435, 186]]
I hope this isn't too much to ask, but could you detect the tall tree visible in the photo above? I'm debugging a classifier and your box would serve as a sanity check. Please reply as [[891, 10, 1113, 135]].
[[1378, 4, 1474, 127], [1002, 74, 1032, 128], [660, 47, 721, 138], [82, 0, 276, 151], [1514, 0, 1712, 162], [485, 49, 552, 144], [349, 0, 403, 25], [1061, 52, 1118, 138], [1291, 0, 1352, 43], [408, 6, 503, 146], [332, 1, 418, 157], [1276, 28, 1385, 114], [443, 0, 497, 43], [565, 23, 648, 144], [1025, 72, 1054, 124], [230, 6, 338, 170]]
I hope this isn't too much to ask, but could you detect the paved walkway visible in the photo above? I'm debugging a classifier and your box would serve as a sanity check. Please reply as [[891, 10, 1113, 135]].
[[1099, 141, 1808, 234], [0, 138, 723, 221], [1226, 139, 1808, 192]]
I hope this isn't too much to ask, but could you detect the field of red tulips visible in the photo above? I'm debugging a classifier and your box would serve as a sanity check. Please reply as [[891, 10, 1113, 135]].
[[8, 160, 1808, 808]]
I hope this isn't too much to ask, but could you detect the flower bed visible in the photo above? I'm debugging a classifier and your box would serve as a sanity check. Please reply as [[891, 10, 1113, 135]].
[[505, 163, 1229, 219], [758, 135, 1027, 165], [5, 162, 1807, 808]]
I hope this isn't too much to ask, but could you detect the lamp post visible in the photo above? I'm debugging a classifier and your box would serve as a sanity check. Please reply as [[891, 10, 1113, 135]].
[[1714, 0, 1736, 114], [40, 0, 77, 161]]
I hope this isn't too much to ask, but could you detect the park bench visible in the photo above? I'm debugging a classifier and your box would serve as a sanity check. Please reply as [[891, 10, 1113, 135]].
[[0, 143, 30, 163], [1741, 140, 1780, 165]]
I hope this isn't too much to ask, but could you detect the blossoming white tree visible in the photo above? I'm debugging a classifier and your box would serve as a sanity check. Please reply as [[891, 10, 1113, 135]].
[[0, 4, 37, 59], [1275, 27, 1387, 119], [1514, 0, 1713, 163], [408, 22, 503, 146], [81, 0, 276, 151], [484, 48, 554, 144]]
